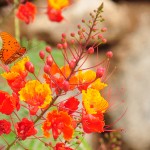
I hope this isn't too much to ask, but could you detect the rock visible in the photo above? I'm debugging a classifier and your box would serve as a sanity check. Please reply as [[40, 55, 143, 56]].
[[106, 2, 150, 150]]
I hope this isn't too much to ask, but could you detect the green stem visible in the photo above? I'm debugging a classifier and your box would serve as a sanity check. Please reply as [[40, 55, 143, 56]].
[[14, 0, 20, 43]]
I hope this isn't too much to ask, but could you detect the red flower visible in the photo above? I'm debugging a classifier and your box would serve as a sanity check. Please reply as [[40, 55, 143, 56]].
[[16, 2, 36, 24], [0, 119, 11, 135], [46, 0, 70, 22], [42, 110, 74, 140], [15, 118, 37, 140], [7, 72, 27, 94], [47, 7, 64, 22], [12, 92, 20, 111], [59, 97, 79, 114], [0, 91, 16, 115], [82, 110, 105, 133], [54, 143, 73, 150]]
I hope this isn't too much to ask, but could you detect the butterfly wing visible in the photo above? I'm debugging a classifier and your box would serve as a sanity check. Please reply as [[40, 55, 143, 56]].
[[0, 32, 25, 64]]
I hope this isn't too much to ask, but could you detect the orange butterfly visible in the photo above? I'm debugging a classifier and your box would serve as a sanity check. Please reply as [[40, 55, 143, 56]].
[[0, 32, 26, 65]]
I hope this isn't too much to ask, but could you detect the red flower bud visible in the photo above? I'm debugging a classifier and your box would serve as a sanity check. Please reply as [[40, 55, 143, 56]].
[[46, 56, 53, 66], [39, 50, 45, 59], [78, 30, 82, 35], [98, 34, 103, 39], [101, 27, 107, 32], [25, 62, 34, 73], [63, 42, 68, 49], [63, 80, 70, 92], [46, 46, 52, 53], [91, 36, 95, 39], [61, 38, 65, 43], [87, 47, 94, 54], [92, 28, 97, 32], [82, 19, 85, 23], [77, 24, 81, 29], [62, 33, 66, 38], [106, 51, 113, 58], [80, 35, 83, 39], [57, 43, 63, 49], [82, 28, 85, 32], [102, 38, 107, 43], [70, 32, 75, 37], [96, 67, 105, 78], [44, 65, 51, 74], [70, 39, 75, 44], [69, 60, 76, 69]]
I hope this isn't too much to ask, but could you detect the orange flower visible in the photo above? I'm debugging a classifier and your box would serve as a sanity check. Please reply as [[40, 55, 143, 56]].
[[49, 63, 61, 75], [1, 57, 29, 93], [44, 64, 76, 92], [19, 80, 52, 108], [42, 110, 74, 140], [16, 2, 37, 24], [61, 65, 71, 78], [82, 88, 108, 114]]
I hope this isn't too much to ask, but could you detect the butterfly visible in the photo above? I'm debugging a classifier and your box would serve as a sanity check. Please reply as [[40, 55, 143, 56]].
[[0, 32, 26, 65]]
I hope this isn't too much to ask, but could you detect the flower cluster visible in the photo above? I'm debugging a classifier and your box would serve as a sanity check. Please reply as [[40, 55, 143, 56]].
[[16, 0, 70, 24], [0, 4, 121, 150]]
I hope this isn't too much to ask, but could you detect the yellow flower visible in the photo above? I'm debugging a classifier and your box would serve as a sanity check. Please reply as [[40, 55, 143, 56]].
[[19, 80, 52, 108], [90, 78, 107, 91], [1, 57, 29, 80], [82, 88, 108, 114], [76, 70, 96, 83], [47, 0, 69, 10]]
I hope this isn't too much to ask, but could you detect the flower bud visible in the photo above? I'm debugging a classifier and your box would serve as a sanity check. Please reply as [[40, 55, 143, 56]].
[[82, 19, 85, 23], [63, 42, 68, 49], [101, 27, 107, 32], [62, 33, 66, 38], [82, 28, 85, 32], [87, 47, 94, 54], [44, 65, 51, 74], [98, 34, 103, 39], [78, 30, 82, 35], [91, 36, 95, 39], [57, 43, 63, 49], [25, 62, 34, 73], [69, 60, 76, 69], [46, 56, 53, 66], [63, 80, 70, 92], [45, 46, 52, 53], [106, 51, 113, 58], [61, 38, 65, 43], [70, 39, 75, 44], [80, 35, 83, 39], [102, 38, 107, 43], [70, 32, 75, 37], [96, 67, 105, 78], [92, 28, 97, 32], [77, 24, 81, 29], [39, 50, 45, 59]]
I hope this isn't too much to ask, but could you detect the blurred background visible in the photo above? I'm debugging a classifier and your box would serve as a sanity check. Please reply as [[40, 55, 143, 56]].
[[0, 0, 150, 149]]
